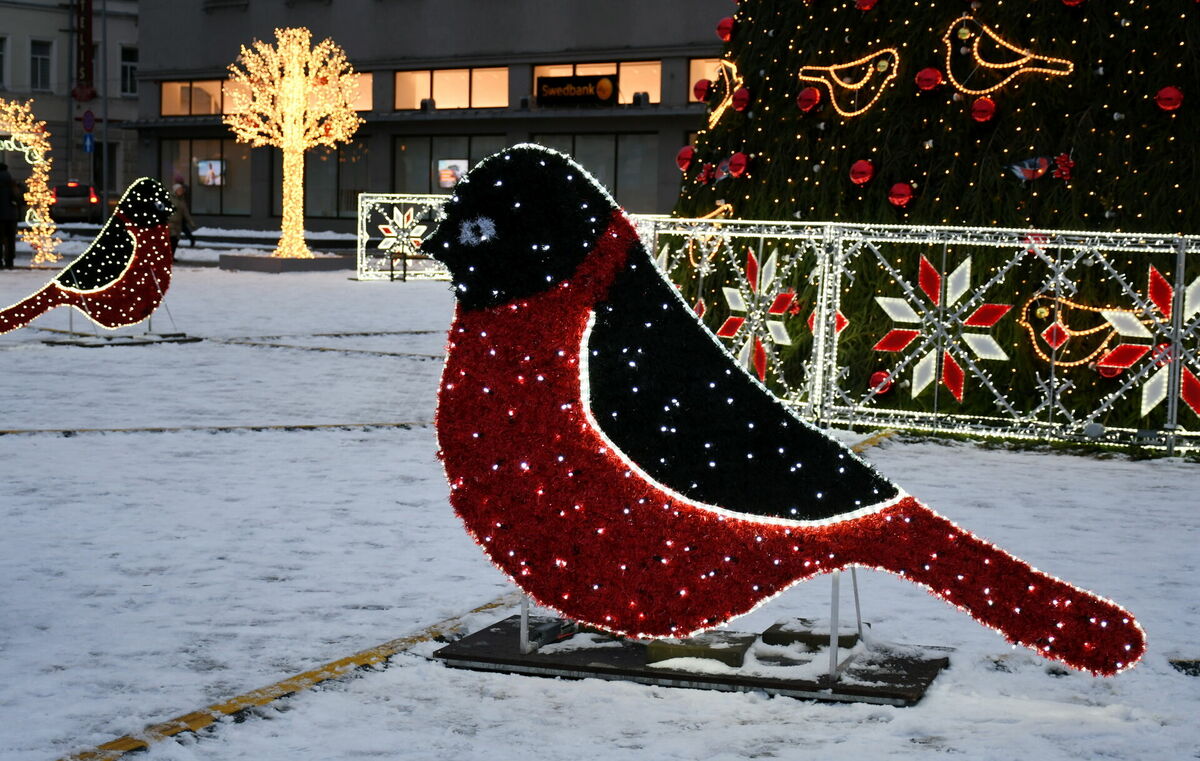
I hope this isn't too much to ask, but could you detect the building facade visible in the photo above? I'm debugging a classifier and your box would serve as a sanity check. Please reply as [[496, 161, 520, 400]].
[[0, 0, 140, 201], [133, 0, 729, 231]]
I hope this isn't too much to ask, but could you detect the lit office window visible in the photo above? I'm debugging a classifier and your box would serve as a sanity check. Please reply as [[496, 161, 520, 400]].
[[689, 59, 722, 102], [433, 69, 470, 109], [394, 68, 508, 110], [394, 71, 431, 110], [30, 40, 52, 92], [222, 79, 249, 114], [533, 62, 661, 104], [617, 61, 660, 104], [160, 80, 223, 115], [352, 72, 373, 111], [470, 67, 508, 109], [120, 47, 138, 96]]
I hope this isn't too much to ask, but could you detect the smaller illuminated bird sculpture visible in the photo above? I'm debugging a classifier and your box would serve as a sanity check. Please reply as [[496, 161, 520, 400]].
[[943, 16, 1075, 96], [797, 48, 900, 118], [0, 178, 174, 334]]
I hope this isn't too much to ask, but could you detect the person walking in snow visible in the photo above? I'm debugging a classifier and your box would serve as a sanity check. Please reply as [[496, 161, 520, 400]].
[[0, 163, 20, 269], [167, 182, 196, 255]]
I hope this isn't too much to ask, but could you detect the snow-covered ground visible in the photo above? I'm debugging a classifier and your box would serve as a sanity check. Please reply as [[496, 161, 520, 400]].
[[1, 244, 1197, 761]]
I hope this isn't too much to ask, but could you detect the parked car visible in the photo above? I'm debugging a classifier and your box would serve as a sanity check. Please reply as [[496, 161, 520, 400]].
[[50, 181, 102, 223]]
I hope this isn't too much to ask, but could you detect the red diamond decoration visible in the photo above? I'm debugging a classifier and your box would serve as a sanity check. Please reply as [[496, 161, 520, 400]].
[[1097, 343, 1152, 369], [746, 250, 759, 294], [1182, 368, 1200, 417], [1148, 265, 1174, 319], [1041, 322, 1070, 350], [872, 329, 921, 352], [716, 316, 745, 337], [767, 292, 796, 315], [694, 298, 706, 318], [942, 351, 965, 402], [379, 225, 395, 237], [807, 310, 850, 334], [919, 255, 942, 306], [963, 303, 1013, 328], [753, 337, 768, 381]]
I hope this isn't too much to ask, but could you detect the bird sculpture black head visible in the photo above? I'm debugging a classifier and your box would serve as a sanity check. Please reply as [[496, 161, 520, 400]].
[[425, 144, 616, 311]]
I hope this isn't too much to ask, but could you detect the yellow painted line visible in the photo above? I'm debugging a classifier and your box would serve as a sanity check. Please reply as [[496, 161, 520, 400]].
[[0, 421, 430, 437], [58, 429, 899, 760], [851, 429, 898, 453], [60, 592, 523, 761]]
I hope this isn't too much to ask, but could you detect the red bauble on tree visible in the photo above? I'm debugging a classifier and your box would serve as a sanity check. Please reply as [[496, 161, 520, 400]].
[[796, 86, 822, 113], [849, 159, 875, 185], [716, 17, 735, 41], [693, 79, 712, 101], [729, 152, 749, 177], [888, 182, 915, 208], [1155, 86, 1183, 111], [1062, 0, 1085, 6], [971, 96, 997, 122], [732, 87, 751, 111], [915, 67, 943, 91], [676, 146, 695, 172], [869, 371, 894, 395], [855, 0, 878, 9]]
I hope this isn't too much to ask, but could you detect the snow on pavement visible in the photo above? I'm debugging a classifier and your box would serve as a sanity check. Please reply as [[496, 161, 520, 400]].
[[0, 257, 1196, 761]]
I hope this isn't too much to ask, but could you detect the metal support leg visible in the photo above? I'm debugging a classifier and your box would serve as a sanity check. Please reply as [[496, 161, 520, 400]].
[[519, 596, 531, 654], [850, 567, 865, 642], [828, 570, 841, 683]]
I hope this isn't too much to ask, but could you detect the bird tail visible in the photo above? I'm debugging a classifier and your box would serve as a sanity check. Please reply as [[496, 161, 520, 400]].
[[853, 497, 1145, 676], [0, 284, 70, 335]]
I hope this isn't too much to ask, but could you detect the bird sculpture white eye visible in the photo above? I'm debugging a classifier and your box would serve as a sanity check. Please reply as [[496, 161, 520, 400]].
[[458, 216, 497, 246]]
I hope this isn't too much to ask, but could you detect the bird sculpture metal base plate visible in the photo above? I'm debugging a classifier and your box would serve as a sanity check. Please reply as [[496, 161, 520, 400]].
[[433, 615, 950, 707]]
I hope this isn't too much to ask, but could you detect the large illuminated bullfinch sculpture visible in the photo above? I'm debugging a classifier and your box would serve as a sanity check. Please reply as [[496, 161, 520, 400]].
[[0, 178, 174, 334], [428, 145, 1145, 676]]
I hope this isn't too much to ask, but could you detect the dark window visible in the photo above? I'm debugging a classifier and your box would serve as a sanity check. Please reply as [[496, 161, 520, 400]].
[[531, 133, 659, 212], [30, 40, 51, 92], [391, 135, 508, 193], [270, 139, 370, 219], [160, 137, 251, 216], [120, 47, 138, 96]]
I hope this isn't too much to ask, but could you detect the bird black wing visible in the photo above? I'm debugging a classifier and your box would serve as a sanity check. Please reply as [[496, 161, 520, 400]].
[[587, 241, 899, 522]]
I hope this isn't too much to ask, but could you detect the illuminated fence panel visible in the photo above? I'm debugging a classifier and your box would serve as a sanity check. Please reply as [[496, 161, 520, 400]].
[[356, 193, 450, 281], [357, 195, 1200, 449], [638, 217, 1200, 451]]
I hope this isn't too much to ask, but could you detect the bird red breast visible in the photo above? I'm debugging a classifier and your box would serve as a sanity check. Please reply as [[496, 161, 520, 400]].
[[427, 144, 1145, 676]]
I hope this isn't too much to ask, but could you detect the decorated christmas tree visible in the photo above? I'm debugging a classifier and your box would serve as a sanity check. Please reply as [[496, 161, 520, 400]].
[[677, 1, 1197, 234], [670, 1, 1200, 444]]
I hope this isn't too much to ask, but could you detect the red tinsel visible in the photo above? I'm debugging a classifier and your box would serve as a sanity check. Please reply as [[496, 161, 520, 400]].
[[435, 212, 1145, 675]]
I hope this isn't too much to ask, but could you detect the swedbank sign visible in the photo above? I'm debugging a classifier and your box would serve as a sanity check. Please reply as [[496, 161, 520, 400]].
[[536, 75, 617, 106]]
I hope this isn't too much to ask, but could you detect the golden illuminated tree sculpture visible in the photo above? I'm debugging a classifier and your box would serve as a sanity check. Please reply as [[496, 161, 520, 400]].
[[223, 28, 362, 258], [0, 98, 61, 263]]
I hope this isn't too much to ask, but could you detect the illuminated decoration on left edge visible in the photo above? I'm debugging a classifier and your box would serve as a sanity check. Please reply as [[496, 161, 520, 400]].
[[427, 144, 1144, 677], [223, 27, 363, 259], [0, 178, 174, 334], [0, 97, 61, 264]]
